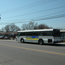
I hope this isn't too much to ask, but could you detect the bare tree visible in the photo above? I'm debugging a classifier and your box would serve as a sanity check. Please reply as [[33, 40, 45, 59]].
[[22, 22, 52, 30], [34, 24, 52, 29], [4, 24, 20, 32], [1, 27, 5, 32], [10, 24, 20, 32], [21, 24, 28, 30], [22, 22, 37, 30], [38, 24, 50, 29], [5, 25, 10, 32]]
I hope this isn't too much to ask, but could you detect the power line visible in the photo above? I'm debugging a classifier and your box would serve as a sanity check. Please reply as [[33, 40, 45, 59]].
[[2, 9, 65, 20], [31, 14, 65, 21], [30, 10, 65, 20], [1, 9, 65, 22], [0, 14, 65, 25], [2, 5, 65, 19], [0, 0, 57, 14]]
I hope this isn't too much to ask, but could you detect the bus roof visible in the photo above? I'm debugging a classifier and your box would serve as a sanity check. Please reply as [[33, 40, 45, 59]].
[[18, 29, 56, 32]]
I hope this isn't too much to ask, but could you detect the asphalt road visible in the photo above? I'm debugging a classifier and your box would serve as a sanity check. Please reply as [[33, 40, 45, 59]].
[[0, 40, 65, 65]]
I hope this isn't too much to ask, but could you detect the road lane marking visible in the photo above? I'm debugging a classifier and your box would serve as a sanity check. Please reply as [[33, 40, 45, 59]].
[[0, 44, 65, 56]]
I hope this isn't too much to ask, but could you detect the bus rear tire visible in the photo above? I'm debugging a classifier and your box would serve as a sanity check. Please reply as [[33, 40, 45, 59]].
[[39, 40, 44, 45]]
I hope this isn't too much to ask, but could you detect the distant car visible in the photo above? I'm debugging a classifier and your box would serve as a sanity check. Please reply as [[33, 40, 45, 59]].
[[4, 36, 10, 39], [0, 35, 5, 39]]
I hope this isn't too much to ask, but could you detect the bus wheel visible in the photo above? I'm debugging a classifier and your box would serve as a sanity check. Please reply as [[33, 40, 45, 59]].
[[21, 39, 24, 43], [39, 40, 44, 45]]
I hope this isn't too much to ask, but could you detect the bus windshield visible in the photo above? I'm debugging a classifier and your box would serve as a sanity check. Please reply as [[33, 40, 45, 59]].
[[53, 29, 60, 36]]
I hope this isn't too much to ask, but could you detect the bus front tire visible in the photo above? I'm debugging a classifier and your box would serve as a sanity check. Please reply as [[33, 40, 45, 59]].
[[21, 39, 24, 43]]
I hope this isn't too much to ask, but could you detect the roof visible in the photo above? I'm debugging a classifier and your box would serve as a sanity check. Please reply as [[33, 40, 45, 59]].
[[60, 30, 65, 32], [18, 29, 54, 32], [3, 32, 17, 34]]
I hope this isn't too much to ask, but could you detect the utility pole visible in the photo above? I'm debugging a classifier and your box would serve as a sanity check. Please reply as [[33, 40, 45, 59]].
[[0, 14, 1, 19]]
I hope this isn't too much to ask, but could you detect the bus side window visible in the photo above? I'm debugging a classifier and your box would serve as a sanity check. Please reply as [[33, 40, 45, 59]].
[[20, 32, 25, 36], [31, 32, 36, 36], [44, 31, 52, 36], [38, 31, 44, 36], [43, 32, 47, 36], [26, 32, 30, 36]]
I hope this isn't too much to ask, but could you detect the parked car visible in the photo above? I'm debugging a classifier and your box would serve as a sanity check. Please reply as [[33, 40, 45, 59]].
[[0, 35, 5, 39], [4, 36, 10, 39]]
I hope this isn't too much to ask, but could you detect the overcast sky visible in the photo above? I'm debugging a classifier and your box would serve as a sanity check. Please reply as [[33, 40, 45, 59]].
[[0, 0, 65, 29]]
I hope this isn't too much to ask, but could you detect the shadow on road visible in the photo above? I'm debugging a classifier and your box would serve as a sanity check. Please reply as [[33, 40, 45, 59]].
[[21, 42, 65, 47], [47, 44, 65, 47]]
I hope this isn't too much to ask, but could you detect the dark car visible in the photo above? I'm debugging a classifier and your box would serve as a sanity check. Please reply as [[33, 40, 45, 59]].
[[4, 36, 10, 39]]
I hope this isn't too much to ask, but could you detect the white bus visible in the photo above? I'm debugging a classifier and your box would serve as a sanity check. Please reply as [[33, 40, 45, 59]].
[[16, 29, 61, 45]]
